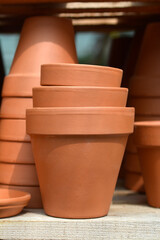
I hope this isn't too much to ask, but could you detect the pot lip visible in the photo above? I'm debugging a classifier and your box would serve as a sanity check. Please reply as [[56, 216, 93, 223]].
[[0, 188, 31, 206], [135, 121, 160, 127], [27, 107, 134, 115], [33, 86, 128, 92], [41, 63, 123, 74]]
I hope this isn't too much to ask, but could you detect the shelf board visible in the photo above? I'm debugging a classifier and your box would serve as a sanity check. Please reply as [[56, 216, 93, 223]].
[[1, 184, 160, 240]]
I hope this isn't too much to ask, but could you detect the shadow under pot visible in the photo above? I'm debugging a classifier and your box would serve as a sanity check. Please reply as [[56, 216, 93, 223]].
[[26, 107, 134, 219], [33, 86, 128, 107], [0, 119, 30, 142], [134, 121, 160, 208], [0, 184, 42, 209], [41, 64, 123, 87]]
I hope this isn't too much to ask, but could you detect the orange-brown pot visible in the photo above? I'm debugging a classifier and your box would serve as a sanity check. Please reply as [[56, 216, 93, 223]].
[[124, 152, 141, 173], [124, 171, 145, 193], [26, 107, 134, 218], [2, 16, 78, 97], [0, 119, 30, 142], [0, 141, 34, 164], [0, 163, 39, 186], [0, 184, 42, 208], [33, 86, 128, 107], [0, 98, 32, 119], [41, 64, 123, 87], [135, 121, 160, 207]]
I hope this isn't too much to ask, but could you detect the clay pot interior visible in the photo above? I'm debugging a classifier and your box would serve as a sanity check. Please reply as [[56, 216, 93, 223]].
[[33, 86, 128, 107], [0, 188, 31, 218], [41, 64, 123, 87]]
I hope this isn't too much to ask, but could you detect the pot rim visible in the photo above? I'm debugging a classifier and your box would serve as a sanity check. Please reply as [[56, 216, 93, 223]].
[[26, 107, 134, 135]]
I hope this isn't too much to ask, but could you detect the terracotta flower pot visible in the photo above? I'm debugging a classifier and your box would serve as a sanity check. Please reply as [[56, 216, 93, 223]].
[[129, 23, 160, 97], [134, 121, 160, 207], [0, 188, 31, 218], [0, 119, 30, 142], [0, 98, 32, 119], [128, 97, 160, 116], [0, 163, 39, 186], [33, 86, 128, 107], [26, 107, 134, 218], [126, 134, 137, 153], [41, 64, 123, 87], [124, 171, 145, 193], [2, 16, 78, 97], [0, 141, 34, 164], [124, 152, 141, 173], [0, 184, 42, 209]]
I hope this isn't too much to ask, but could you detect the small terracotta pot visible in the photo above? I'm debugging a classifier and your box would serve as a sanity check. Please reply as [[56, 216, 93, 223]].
[[0, 184, 42, 209], [2, 17, 78, 97], [124, 152, 141, 173], [0, 141, 34, 164], [0, 163, 39, 186], [41, 64, 123, 87], [0, 98, 32, 119], [124, 171, 145, 193], [134, 121, 160, 207], [33, 86, 128, 107], [27, 107, 134, 218], [129, 23, 160, 97], [0, 188, 31, 218], [0, 119, 30, 142], [128, 97, 160, 116]]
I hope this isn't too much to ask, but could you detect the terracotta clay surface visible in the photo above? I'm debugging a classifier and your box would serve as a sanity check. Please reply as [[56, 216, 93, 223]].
[[124, 171, 145, 193], [0, 141, 34, 164], [2, 17, 78, 97], [0, 119, 30, 142], [0, 98, 32, 119], [128, 97, 160, 116], [33, 86, 128, 107], [41, 64, 123, 87], [134, 121, 160, 207], [124, 153, 141, 173], [129, 23, 160, 97], [0, 188, 31, 218], [126, 134, 137, 153], [0, 163, 39, 186], [26, 107, 134, 135], [27, 107, 134, 218], [0, 185, 42, 209]]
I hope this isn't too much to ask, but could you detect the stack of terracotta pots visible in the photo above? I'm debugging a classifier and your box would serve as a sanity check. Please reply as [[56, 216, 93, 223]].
[[0, 16, 78, 208], [124, 22, 160, 192], [26, 63, 134, 218]]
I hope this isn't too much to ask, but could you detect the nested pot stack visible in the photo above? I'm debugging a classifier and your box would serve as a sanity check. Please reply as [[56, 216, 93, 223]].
[[0, 16, 78, 208], [125, 22, 160, 193], [26, 63, 134, 218]]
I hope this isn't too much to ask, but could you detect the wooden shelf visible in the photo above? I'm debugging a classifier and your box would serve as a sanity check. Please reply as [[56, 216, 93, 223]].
[[1, 184, 160, 240]]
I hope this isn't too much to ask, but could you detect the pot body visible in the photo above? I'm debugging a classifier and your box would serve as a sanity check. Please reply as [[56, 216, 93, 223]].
[[124, 152, 141, 173], [124, 171, 145, 193], [31, 134, 128, 218]]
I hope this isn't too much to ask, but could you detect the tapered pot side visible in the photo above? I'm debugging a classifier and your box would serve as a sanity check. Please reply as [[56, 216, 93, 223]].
[[134, 121, 160, 207], [124, 171, 145, 193], [33, 86, 128, 107], [0, 184, 42, 209], [26, 107, 134, 218], [124, 152, 141, 173], [2, 16, 78, 97], [0, 163, 39, 186], [41, 64, 123, 87]]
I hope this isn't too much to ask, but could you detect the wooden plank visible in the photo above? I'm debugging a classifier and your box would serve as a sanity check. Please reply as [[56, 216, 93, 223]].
[[0, 186, 160, 240]]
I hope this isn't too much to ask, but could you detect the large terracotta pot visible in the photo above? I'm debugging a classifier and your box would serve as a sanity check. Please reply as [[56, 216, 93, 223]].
[[0, 188, 31, 218], [26, 107, 134, 218], [129, 23, 160, 97], [0, 141, 34, 164], [0, 163, 39, 186], [0, 119, 30, 142], [41, 64, 123, 87], [134, 121, 160, 207], [2, 16, 78, 97], [33, 86, 128, 107], [0, 98, 32, 119], [0, 184, 42, 209]]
